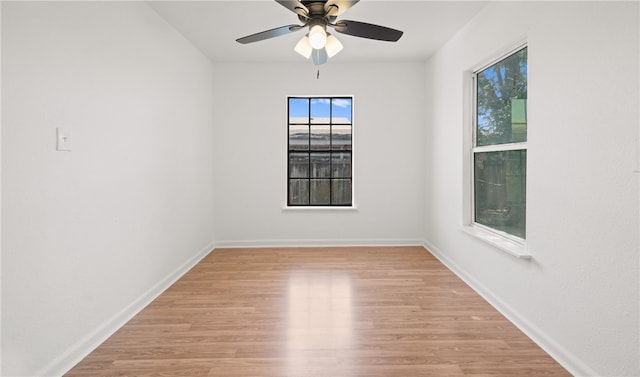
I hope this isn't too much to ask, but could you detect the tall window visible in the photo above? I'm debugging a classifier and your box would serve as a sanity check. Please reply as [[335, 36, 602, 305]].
[[473, 47, 527, 239], [288, 97, 353, 206]]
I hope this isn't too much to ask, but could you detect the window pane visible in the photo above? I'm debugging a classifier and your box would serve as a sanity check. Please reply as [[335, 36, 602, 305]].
[[332, 152, 351, 178], [289, 179, 309, 205], [289, 98, 309, 124], [474, 150, 526, 238], [476, 47, 527, 146], [332, 179, 352, 205], [332, 125, 351, 151], [310, 179, 330, 205], [289, 125, 309, 150], [310, 153, 330, 178], [289, 153, 309, 178], [310, 125, 330, 150], [310, 98, 330, 124], [287, 96, 353, 208], [332, 98, 352, 124]]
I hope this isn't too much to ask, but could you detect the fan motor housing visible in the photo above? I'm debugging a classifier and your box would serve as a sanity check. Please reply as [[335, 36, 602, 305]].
[[298, 1, 337, 24]]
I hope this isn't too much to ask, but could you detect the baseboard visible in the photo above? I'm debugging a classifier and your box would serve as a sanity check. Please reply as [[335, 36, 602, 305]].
[[214, 238, 424, 248], [35, 239, 593, 376], [36, 240, 216, 377], [421, 239, 597, 377]]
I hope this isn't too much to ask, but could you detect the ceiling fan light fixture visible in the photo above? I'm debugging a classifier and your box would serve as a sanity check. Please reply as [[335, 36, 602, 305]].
[[236, 0, 404, 68], [294, 36, 313, 59], [325, 34, 343, 58], [308, 24, 327, 49]]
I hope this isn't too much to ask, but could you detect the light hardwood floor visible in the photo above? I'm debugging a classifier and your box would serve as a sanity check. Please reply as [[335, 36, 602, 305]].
[[65, 246, 571, 376]]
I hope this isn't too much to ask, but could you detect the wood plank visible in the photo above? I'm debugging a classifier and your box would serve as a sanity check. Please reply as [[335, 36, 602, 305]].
[[65, 246, 570, 376]]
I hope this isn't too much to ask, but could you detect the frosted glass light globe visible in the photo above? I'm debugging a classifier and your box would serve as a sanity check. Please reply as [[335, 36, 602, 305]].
[[308, 25, 327, 49], [325, 34, 343, 58]]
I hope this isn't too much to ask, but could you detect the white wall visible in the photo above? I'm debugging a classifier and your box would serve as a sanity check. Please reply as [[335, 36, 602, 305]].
[[1, 2, 216, 376], [212, 62, 425, 246], [424, 2, 639, 376]]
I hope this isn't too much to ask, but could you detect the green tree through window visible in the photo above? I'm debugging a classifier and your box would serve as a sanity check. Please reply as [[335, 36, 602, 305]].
[[474, 47, 527, 239]]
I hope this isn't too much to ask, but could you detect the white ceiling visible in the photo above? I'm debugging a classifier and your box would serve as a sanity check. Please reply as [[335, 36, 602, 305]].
[[148, 1, 488, 64]]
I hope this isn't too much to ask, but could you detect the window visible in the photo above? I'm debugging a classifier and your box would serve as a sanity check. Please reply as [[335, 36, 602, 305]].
[[288, 97, 353, 206], [472, 47, 527, 240]]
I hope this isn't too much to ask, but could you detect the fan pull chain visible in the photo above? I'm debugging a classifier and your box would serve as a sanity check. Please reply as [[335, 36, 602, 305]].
[[317, 69, 320, 79]]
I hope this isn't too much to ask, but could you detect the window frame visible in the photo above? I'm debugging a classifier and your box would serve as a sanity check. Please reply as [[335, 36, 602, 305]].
[[464, 42, 530, 258], [285, 95, 355, 209]]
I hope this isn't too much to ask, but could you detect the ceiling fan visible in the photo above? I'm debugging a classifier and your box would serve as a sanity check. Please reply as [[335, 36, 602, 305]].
[[236, 0, 403, 65]]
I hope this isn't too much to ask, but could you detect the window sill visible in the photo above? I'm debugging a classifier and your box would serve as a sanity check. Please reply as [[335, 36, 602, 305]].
[[282, 205, 358, 212], [462, 225, 531, 260]]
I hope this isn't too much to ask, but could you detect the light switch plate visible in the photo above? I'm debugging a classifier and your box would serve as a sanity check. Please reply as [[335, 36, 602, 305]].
[[56, 127, 72, 151]]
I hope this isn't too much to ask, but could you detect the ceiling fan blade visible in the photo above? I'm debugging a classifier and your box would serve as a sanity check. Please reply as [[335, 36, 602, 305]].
[[311, 48, 328, 65], [331, 20, 403, 42], [236, 25, 304, 44], [324, 0, 360, 17], [275, 0, 309, 18]]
